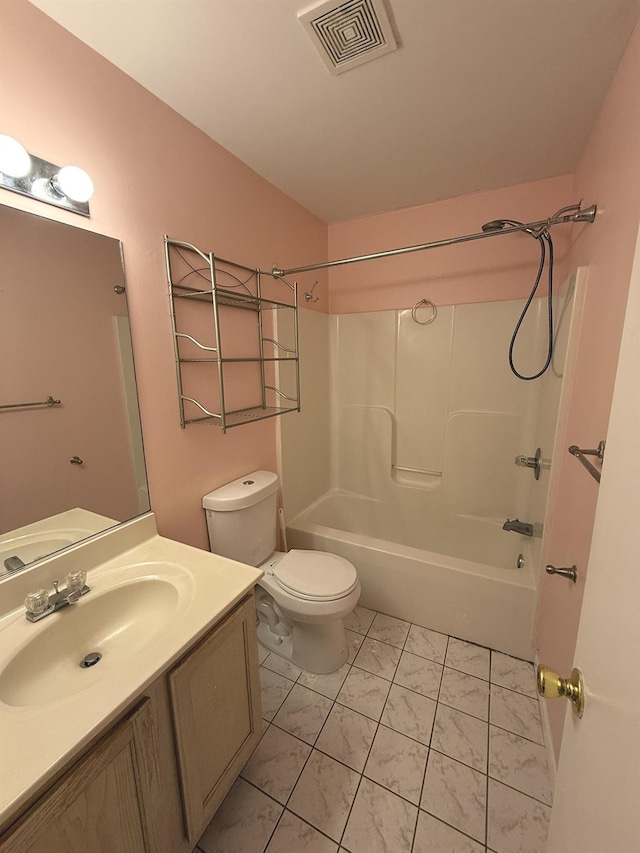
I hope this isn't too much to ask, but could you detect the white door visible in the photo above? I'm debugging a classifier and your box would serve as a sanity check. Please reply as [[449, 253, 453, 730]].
[[545, 226, 640, 851]]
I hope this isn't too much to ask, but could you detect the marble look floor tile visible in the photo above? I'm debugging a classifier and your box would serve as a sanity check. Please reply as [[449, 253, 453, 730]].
[[288, 751, 360, 842], [198, 778, 282, 853], [262, 652, 303, 682], [367, 612, 411, 648], [394, 650, 443, 699], [487, 778, 551, 853], [273, 683, 333, 744], [439, 667, 490, 720], [344, 606, 377, 635], [413, 811, 484, 853], [258, 644, 270, 665], [491, 652, 537, 698], [337, 667, 391, 721], [260, 668, 295, 722], [353, 636, 401, 680], [342, 778, 417, 853], [404, 624, 449, 664], [346, 629, 365, 664], [298, 662, 351, 700], [490, 684, 544, 744], [445, 638, 491, 680], [421, 750, 486, 843], [241, 724, 310, 804], [489, 726, 553, 805], [380, 684, 437, 746], [266, 810, 339, 853], [431, 704, 488, 772], [363, 724, 428, 804], [315, 703, 378, 772]]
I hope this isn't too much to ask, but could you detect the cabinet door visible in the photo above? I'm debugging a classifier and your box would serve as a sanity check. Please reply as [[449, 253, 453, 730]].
[[169, 595, 261, 842], [0, 701, 153, 853]]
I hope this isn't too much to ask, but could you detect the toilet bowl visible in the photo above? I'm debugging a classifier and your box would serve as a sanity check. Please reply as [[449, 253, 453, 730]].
[[203, 471, 360, 673], [256, 550, 360, 672]]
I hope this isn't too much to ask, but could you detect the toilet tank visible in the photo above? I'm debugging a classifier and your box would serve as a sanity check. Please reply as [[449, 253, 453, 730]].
[[202, 470, 279, 567]]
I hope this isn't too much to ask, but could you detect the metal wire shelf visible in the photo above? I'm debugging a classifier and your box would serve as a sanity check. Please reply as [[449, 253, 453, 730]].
[[165, 237, 300, 433]]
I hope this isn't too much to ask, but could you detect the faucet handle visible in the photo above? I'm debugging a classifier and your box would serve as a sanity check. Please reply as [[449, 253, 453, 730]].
[[25, 589, 50, 616], [52, 580, 60, 595], [65, 570, 87, 593]]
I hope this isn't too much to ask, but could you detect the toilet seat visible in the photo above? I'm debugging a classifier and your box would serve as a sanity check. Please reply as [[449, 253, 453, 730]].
[[269, 550, 358, 602]]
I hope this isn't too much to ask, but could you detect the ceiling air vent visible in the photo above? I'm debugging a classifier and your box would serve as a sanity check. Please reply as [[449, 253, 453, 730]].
[[298, 0, 398, 75]]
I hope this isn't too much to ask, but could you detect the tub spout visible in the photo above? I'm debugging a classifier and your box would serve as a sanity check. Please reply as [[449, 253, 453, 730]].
[[502, 518, 534, 537]]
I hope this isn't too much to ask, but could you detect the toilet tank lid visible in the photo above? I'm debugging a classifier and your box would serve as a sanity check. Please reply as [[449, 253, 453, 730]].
[[202, 471, 279, 511]]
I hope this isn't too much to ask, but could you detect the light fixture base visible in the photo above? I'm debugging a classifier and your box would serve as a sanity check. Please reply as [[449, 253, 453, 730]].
[[1, 151, 90, 217]]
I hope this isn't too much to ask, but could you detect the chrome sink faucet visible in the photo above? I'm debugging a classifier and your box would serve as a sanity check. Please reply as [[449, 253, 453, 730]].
[[502, 518, 543, 537], [24, 571, 90, 622]]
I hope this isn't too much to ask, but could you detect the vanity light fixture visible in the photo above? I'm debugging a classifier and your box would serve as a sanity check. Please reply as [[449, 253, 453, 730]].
[[0, 134, 93, 217]]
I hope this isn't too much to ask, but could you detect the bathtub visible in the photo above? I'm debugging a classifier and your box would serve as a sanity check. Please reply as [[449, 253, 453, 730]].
[[286, 491, 536, 659]]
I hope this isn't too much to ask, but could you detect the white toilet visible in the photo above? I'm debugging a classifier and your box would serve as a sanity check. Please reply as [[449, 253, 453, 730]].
[[203, 471, 360, 673]]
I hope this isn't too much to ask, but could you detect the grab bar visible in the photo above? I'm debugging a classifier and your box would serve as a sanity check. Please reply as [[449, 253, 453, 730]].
[[0, 396, 61, 411], [568, 441, 605, 484], [392, 463, 443, 477]]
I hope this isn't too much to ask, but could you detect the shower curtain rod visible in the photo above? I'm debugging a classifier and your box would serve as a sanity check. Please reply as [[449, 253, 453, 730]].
[[270, 202, 597, 278]]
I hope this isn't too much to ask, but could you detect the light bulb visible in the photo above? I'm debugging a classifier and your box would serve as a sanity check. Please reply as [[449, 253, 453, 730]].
[[52, 165, 94, 203], [0, 134, 31, 178]]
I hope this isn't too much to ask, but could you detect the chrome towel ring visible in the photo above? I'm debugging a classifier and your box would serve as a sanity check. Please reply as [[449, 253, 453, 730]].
[[411, 298, 437, 325]]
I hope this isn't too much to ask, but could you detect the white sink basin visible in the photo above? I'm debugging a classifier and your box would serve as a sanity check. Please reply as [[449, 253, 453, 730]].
[[0, 569, 188, 708]]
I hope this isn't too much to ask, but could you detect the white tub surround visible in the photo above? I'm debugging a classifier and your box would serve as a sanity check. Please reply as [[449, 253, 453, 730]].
[[280, 274, 586, 662]]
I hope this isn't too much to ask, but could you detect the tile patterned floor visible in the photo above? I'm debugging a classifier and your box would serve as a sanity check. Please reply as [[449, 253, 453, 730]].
[[195, 607, 553, 853]]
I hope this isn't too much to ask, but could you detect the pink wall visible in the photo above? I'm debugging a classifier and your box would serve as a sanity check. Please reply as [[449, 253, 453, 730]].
[[535, 19, 640, 757], [328, 175, 574, 314], [1, 0, 327, 549]]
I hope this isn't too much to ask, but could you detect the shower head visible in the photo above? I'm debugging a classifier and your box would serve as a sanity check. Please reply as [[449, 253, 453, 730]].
[[481, 218, 543, 238], [481, 219, 512, 232]]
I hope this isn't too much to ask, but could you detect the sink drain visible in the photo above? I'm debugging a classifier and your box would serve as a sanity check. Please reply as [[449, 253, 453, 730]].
[[80, 651, 102, 668]]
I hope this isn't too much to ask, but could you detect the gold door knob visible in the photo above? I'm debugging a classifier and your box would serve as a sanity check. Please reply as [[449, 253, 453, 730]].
[[537, 664, 585, 718]]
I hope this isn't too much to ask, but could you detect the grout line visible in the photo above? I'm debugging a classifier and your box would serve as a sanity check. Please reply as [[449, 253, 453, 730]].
[[336, 713, 381, 847], [277, 645, 362, 846], [410, 629, 449, 851], [485, 654, 492, 850], [418, 806, 490, 849], [485, 775, 553, 810], [488, 720, 545, 747]]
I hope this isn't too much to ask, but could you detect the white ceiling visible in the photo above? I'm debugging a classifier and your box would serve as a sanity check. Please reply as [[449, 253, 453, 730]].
[[30, 0, 640, 223]]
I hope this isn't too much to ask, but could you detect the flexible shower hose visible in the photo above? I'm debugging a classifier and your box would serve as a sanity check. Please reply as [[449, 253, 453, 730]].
[[508, 231, 554, 381]]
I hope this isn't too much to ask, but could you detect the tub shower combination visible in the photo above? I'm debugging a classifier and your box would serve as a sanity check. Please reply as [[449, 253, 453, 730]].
[[280, 205, 594, 660]]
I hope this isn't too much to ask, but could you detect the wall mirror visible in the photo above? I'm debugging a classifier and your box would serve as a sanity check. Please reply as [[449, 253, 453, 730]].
[[0, 204, 149, 576]]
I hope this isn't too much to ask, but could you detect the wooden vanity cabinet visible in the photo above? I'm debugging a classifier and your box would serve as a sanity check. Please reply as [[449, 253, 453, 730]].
[[0, 594, 261, 853], [0, 700, 154, 853]]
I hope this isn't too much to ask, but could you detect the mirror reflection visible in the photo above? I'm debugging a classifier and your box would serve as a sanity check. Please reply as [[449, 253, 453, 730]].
[[0, 204, 150, 574]]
